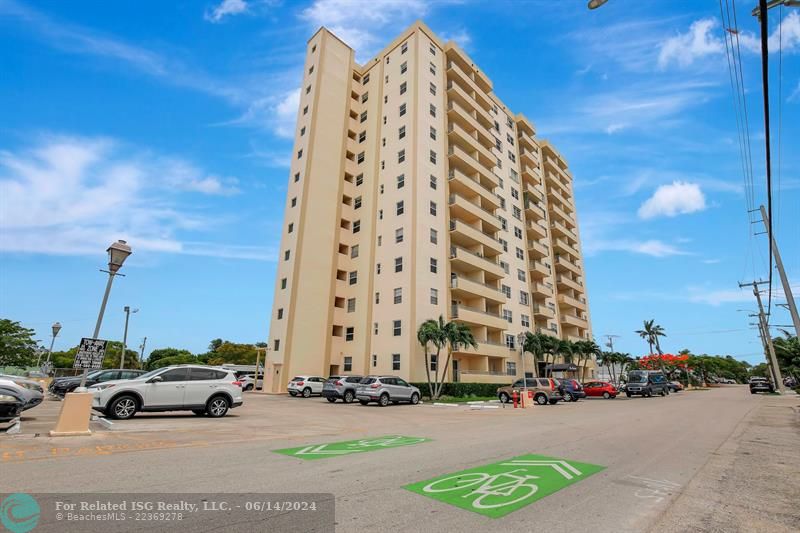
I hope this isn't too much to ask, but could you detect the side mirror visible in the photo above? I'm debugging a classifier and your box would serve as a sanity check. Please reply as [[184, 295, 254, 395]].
[[147, 376, 163, 384]]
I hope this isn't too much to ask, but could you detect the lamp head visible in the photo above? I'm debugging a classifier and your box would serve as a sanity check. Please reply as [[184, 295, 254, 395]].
[[107, 240, 132, 273], [588, 0, 608, 8], [52, 322, 62, 337]]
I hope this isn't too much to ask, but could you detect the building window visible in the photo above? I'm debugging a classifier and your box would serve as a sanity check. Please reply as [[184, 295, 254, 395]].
[[506, 334, 516, 349], [430, 150, 437, 164], [399, 103, 406, 116], [303, 106, 308, 115], [517, 269, 526, 282], [396, 201, 404, 216], [516, 247, 524, 260], [357, 151, 365, 164], [430, 288, 438, 305], [394, 256, 403, 272], [354, 196, 362, 209], [392, 353, 401, 370], [501, 261, 509, 274], [503, 309, 513, 323], [520, 291, 529, 305], [356, 173, 364, 186], [500, 198, 506, 210], [499, 216, 507, 230], [294, 172, 300, 182], [353, 220, 361, 233], [511, 188, 519, 200], [358, 131, 366, 143], [430, 175, 437, 189], [430, 257, 438, 273], [284, 250, 290, 261], [351, 245, 359, 258], [345, 327, 354, 341], [398, 150, 405, 163], [429, 62, 436, 75], [430, 126, 436, 140], [291, 197, 297, 207], [288, 223, 293, 234], [397, 174, 405, 188], [372, 354, 377, 367], [347, 298, 356, 312], [280, 278, 287, 289], [430, 228, 438, 244], [306, 85, 311, 94], [506, 362, 517, 376], [500, 238, 508, 252], [521, 314, 530, 328], [400, 81, 407, 95], [495, 138, 502, 151], [344, 356, 353, 371], [361, 92, 369, 103], [429, 104, 436, 117], [399, 125, 406, 139], [360, 111, 367, 123], [430, 82, 437, 95], [501, 285, 511, 298], [395, 227, 403, 243], [277, 308, 284, 319], [349, 271, 358, 285], [400, 61, 407, 74], [514, 227, 522, 239], [429, 201, 437, 216], [363, 73, 370, 84], [297, 149, 303, 159], [430, 354, 438, 371], [394, 287, 402, 304], [376, 263, 381, 274], [513, 206, 522, 220], [401, 41, 408, 54], [393, 321, 402, 336], [273, 339, 280, 351], [300, 126, 306, 136], [430, 44, 436, 55]]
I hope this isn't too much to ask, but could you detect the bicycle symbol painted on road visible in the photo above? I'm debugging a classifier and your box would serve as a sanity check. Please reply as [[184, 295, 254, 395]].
[[274, 435, 430, 460], [347, 436, 428, 448], [406, 454, 605, 518]]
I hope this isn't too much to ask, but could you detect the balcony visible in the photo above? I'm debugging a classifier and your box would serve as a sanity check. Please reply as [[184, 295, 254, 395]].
[[518, 130, 536, 151], [450, 245, 505, 279], [524, 199, 546, 221], [452, 340, 510, 360], [533, 303, 555, 319], [446, 80, 493, 128], [521, 164, 543, 184], [554, 255, 582, 275], [448, 168, 500, 209], [450, 219, 503, 255], [557, 293, 587, 311], [451, 304, 508, 330], [549, 202, 575, 226], [536, 326, 560, 338], [449, 193, 502, 232], [545, 170, 571, 197], [533, 282, 554, 297], [451, 275, 506, 304], [561, 313, 589, 329], [553, 237, 579, 257], [448, 143, 498, 189], [529, 259, 552, 279], [557, 274, 584, 292], [520, 147, 539, 168], [448, 122, 494, 168], [445, 55, 492, 105], [550, 219, 576, 239], [525, 219, 548, 240], [523, 180, 545, 203], [547, 185, 572, 208], [527, 239, 549, 259]]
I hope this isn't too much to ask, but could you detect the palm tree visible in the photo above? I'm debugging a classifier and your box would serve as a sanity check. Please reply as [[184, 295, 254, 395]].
[[522, 332, 547, 378], [555, 339, 575, 377], [417, 318, 445, 398], [540, 335, 561, 377], [636, 319, 667, 372], [574, 340, 601, 381], [636, 319, 657, 355], [434, 319, 477, 399]]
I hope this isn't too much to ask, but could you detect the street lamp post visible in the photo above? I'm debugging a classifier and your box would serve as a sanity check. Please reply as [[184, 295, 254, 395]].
[[517, 332, 528, 400], [120, 306, 139, 369], [78, 240, 132, 389], [41, 321, 62, 372]]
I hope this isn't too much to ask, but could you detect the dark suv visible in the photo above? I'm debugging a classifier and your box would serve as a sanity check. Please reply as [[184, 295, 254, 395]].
[[322, 375, 364, 403], [49, 369, 147, 397], [556, 378, 586, 402], [749, 376, 774, 394], [625, 370, 670, 397]]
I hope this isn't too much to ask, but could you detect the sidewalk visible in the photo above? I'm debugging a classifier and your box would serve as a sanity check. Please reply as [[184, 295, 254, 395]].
[[650, 394, 800, 533]]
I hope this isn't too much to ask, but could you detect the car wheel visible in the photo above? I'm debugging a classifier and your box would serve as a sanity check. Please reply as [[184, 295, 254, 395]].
[[289, 391, 297, 397], [244, 384, 254, 391], [750, 390, 756, 394], [192, 409, 206, 416], [535, 394, 547, 405], [326, 397, 336, 403], [603, 392, 611, 399], [302, 387, 312, 398], [359, 399, 369, 405], [109, 395, 138, 420], [410, 392, 420, 405], [499, 392, 510, 403], [563, 392, 573, 402], [549, 399, 558, 405], [626, 392, 632, 398], [343, 390, 355, 404], [378, 394, 390, 407], [206, 396, 230, 418]]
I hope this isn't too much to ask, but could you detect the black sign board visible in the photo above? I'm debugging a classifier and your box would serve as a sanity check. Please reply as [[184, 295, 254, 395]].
[[73, 338, 107, 369]]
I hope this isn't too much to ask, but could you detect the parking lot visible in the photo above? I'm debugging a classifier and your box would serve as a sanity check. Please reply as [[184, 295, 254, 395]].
[[2, 387, 798, 532]]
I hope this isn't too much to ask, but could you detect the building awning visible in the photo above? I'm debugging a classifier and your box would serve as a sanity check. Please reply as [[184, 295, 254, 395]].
[[545, 363, 578, 371]]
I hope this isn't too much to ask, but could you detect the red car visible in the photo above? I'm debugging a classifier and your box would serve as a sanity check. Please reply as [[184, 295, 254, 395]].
[[583, 381, 618, 399]]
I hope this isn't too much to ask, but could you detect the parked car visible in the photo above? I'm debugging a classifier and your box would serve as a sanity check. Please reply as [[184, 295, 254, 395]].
[[49, 369, 147, 397], [287, 376, 325, 397], [322, 375, 364, 403], [497, 378, 563, 406], [749, 376, 774, 394], [355, 376, 420, 406], [720, 378, 736, 384], [583, 381, 618, 399], [667, 381, 684, 392], [239, 374, 263, 391], [0, 374, 44, 395], [0, 387, 25, 422], [0, 378, 43, 411], [556, 378, 586, 402], [89, 365, 243, 419], [625, 370, 670, 397]]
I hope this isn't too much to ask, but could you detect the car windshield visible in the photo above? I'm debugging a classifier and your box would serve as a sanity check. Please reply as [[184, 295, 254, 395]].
[[291, 376, 305, 381], [359, 377, 376, 384], [133, 369, 163, 381], [650, 375, 667, 384], [628, 374, 648, 383]]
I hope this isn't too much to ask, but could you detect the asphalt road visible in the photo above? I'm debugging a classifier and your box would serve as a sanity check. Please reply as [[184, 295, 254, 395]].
[[2, 386, 797, 532]]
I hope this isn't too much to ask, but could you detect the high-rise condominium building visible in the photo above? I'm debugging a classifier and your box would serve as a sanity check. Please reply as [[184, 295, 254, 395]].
[[263, 21, 592, 393]]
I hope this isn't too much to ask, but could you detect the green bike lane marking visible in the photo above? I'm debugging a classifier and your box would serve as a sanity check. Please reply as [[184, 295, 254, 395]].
[[405, 454, 605, 518], [273, 435, 430, 460]]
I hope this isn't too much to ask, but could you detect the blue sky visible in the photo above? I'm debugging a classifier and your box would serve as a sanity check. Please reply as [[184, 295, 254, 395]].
[[0, 0, 797, 364]]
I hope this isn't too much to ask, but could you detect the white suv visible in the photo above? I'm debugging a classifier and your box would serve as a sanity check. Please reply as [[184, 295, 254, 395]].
[[89, 365, 243, 419], [287, 375, 325, 397]]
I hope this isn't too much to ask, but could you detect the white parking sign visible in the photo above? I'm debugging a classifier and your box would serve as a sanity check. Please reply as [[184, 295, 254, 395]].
[[73, 338, 108, 369]]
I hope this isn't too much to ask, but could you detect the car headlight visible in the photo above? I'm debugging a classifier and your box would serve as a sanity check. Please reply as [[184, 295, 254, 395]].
[[0, 394, 19, 403], [90, 384, 116, 392]]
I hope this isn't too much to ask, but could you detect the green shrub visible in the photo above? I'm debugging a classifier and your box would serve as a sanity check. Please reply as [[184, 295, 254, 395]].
[[411, 382, 502, 398]]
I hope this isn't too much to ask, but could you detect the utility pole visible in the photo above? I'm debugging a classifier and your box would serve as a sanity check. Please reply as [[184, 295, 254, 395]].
[[120, 306, 139, 369], [753, 319, 780, 388], [603, 334, 620, 352], [758, 205, 800, 336], [139, 337, 147, 362], [740, 281, 785, 392]]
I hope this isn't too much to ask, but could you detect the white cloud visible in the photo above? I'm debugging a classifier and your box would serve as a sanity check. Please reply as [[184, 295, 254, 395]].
[[790, 81, 800, 102], [658, 18, 723, 69], [638, 181, 707, 219], [605, 123, 625, 134], [584, 239, 689, 258], [0, 135, 270, 260], [205, 0, 249, 23], [738, 11, 800, 53], [686, 287, 753, 306], [439, 28, 472, 50], [702, 259, 721, 264]]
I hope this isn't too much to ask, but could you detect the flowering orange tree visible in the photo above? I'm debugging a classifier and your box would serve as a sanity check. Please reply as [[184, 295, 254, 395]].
[[638, 353, 689, 376]]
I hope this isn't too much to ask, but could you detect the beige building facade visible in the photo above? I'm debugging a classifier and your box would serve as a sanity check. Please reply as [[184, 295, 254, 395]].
[[264, 22, 593, 392]]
